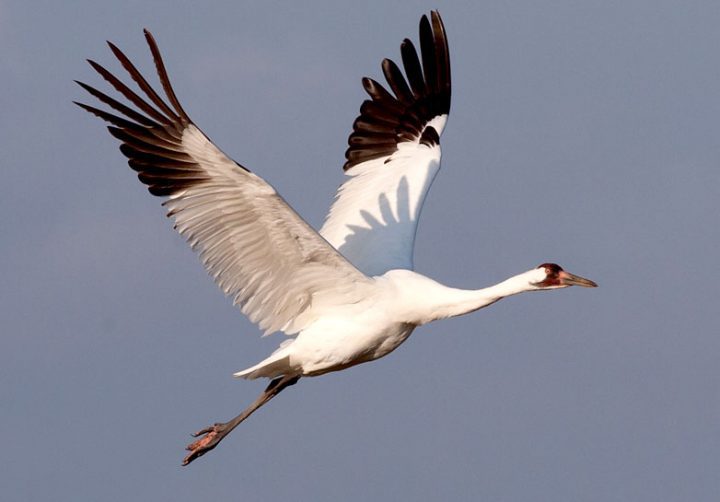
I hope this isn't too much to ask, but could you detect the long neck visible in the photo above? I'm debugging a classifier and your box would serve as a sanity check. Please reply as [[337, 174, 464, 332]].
[[420, 270, 538, 323]]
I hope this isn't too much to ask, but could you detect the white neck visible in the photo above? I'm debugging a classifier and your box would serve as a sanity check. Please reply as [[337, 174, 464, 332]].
[[391, 269, 545, 325], [438, 272, 541, 319]]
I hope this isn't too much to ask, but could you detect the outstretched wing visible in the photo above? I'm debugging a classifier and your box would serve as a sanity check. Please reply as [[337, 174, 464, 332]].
[[320, 11, 451, 277], [75, 30, 372, 336]]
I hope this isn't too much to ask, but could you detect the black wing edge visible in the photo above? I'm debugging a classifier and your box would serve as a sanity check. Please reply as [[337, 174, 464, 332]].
[[343, 10, 451, 171], [74, 30, 242, 197]]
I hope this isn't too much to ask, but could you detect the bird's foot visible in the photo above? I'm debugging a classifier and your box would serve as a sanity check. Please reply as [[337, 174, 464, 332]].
[[182, 422, 230, 466]]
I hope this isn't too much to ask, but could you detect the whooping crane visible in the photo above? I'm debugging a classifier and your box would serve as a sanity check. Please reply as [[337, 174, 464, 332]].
[[75, 11, 597, 466]]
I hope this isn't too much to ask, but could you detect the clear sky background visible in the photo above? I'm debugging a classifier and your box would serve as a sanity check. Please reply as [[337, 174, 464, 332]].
[[2, 1, 719, 500]]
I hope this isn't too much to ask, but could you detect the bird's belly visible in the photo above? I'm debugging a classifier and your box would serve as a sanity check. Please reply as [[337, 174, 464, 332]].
[[291, 320, 416, 377]]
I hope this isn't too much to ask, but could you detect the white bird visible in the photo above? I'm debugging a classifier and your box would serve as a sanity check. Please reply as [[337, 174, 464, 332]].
[[76, 11, 596, 465]]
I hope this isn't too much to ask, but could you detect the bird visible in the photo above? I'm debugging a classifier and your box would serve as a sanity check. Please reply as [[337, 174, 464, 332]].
[[75, 10, 597, 466]]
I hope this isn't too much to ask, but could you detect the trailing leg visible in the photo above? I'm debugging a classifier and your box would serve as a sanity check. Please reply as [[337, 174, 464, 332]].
[[182, 374, 301, 466]]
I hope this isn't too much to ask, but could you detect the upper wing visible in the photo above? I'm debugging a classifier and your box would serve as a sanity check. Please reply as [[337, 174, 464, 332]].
[[75, 30, 373, 336], [320, 11, 451, 277]]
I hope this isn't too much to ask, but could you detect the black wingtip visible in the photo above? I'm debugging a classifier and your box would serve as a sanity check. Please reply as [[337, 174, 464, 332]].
[[73, 99, 105, 119], [86, 58, 109, 77], [343, 11, 451, 171], [76, 30, 210, 198], [74, 79, 95, 93], [143, 29, 157, 47]]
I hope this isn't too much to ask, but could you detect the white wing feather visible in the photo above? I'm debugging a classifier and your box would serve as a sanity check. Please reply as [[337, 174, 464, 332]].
[[166, 126, 373, 335], [321, 122, 444, 276]]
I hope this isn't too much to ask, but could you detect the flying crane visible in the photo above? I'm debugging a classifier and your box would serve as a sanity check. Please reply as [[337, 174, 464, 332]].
[[75, 11, 597, 466]]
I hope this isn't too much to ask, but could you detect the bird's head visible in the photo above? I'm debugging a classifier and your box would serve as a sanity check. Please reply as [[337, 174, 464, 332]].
[[530, 263, 597, 290]]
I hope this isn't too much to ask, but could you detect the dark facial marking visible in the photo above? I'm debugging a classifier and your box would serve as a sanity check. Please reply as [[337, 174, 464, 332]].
[[536, 263, 563, 287], [537, 262, 563, 273]]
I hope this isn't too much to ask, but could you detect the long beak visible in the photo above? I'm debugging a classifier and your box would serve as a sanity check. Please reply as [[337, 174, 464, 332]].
[[558, 270, 598, 288]]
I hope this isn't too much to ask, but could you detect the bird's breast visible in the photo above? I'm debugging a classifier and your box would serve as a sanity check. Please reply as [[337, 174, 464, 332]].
[[291, 318, 416, 377]]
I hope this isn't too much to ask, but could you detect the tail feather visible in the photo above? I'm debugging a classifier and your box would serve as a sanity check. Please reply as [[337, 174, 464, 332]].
[[235, 338, 297, 379]]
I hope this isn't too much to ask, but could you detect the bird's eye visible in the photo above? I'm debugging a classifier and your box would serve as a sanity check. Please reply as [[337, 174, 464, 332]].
[[537, 263, 563, 275]]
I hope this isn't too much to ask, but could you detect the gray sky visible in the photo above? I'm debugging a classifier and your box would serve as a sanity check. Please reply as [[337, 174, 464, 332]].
[[2, 0, 719, 500]]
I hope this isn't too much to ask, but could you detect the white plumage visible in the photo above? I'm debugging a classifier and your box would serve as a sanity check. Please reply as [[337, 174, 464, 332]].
[[76, 11, 596, 465]]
